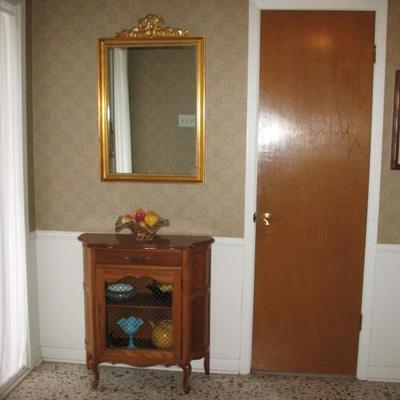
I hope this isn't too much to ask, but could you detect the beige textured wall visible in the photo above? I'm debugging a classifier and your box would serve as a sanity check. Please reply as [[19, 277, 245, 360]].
[[31, 0, 248, 236], [131, 47, 196, 175], [31, 1, 399, 241], [378, 0, 400, 244]]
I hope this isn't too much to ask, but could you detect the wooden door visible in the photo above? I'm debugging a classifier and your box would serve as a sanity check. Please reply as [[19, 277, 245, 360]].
[[252, 11, 375, 374]]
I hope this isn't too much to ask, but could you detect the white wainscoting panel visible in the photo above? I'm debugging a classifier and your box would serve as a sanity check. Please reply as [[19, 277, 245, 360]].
[[26, 233, 41, 368], [367, 244, 400, 382], [32, 232, 400, 380], [34, 231, 244, 374], [35, 232, 86, 362]]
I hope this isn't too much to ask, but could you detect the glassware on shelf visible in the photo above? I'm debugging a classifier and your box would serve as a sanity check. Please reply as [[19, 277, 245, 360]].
[[146, 282, 173, 303], [106, 283, 136, 303], [117, 317, 144, 349], [150, 320, 173, 349]]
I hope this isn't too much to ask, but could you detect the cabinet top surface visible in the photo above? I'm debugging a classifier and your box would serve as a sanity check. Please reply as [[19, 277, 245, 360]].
[[78, 233, 214, 250]]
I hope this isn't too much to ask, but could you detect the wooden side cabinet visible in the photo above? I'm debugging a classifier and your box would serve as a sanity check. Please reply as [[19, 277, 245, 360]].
[[78, 233, 214, 393]]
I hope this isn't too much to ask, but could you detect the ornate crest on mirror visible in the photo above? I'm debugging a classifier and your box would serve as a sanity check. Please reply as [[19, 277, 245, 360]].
[[98, 15, 205, 182]]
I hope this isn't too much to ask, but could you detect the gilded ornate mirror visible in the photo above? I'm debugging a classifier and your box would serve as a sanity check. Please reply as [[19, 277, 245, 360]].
[[98, 15, 205, 182]]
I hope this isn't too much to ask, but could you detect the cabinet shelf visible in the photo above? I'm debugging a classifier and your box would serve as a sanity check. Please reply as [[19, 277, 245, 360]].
[[106, 293, 172, 308], [106, 303, 171, 310], [107, 336, 158, 350]]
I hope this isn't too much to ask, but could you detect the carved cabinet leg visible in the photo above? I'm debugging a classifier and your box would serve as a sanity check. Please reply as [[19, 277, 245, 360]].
[[88, 357, 99, 389], [204, 352, 210, 375], [86, 352, 91, 369], [182, 364, 192, 394]]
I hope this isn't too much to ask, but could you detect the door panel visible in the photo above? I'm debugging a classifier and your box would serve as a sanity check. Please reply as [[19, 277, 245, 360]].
[[252, 11, 374, 374]]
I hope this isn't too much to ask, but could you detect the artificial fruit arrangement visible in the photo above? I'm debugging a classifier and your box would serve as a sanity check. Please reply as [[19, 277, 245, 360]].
[[115, 208, 169, 241]]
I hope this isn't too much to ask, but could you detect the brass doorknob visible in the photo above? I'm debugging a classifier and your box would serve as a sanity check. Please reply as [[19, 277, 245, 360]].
[[262, 212, 271, 226]]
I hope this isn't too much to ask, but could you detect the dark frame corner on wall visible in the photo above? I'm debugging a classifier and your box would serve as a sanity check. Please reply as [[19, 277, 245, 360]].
[[391, 70, 400, 170]]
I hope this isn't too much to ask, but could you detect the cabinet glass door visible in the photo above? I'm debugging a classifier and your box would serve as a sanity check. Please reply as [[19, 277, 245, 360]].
[[96, 267, 181, 360]]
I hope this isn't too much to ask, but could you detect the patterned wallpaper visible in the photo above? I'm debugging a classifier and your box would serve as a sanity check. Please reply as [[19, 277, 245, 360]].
[[29, 0, 400, 242], [31, 0, 248, 236], [378, 0, 400, 244]]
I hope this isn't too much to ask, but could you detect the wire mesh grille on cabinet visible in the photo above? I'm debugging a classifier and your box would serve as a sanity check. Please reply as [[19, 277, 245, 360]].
[[105, 276, 173, 350]]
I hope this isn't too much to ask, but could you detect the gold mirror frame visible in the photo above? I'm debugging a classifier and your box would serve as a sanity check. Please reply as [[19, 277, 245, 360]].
[[98, 15, 205, 183]]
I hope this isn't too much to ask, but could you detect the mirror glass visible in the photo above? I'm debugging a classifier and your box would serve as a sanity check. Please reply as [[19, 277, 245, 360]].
[[99, 37, 204, 182], [108, 46, 196, 175]]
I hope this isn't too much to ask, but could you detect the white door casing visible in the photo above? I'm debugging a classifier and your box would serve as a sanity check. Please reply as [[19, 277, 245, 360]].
[[242, 0, 388, 378]]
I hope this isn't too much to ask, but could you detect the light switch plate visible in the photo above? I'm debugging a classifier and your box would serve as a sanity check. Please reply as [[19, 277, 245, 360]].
[[178, 114, 196, 128]]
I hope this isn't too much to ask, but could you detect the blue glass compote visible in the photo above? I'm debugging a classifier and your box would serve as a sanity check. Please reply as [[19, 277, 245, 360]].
[[117, 317, 144, 349]]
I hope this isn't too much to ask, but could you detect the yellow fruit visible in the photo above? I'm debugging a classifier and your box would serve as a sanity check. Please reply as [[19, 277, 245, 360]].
[[159, 284, 173, 293], [144, 211, 160, 227]]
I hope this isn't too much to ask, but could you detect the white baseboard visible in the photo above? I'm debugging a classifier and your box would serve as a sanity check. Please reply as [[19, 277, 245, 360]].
[[199, 358, 240, 374], [367, 367, 400, 382]]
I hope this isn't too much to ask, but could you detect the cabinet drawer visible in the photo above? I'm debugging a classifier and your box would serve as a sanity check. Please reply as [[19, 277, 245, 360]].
[[95, 249, 182, 266]]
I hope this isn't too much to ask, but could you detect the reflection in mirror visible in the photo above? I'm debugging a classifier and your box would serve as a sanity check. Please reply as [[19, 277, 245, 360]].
[[107, 46, 197, 175]]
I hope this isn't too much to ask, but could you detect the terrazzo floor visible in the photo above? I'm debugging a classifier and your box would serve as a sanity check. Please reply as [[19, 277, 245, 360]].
[[5, 362, 400, 400]]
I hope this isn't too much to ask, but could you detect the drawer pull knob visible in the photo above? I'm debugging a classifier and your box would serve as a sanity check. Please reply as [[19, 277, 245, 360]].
[[124, 255, 151, 263]]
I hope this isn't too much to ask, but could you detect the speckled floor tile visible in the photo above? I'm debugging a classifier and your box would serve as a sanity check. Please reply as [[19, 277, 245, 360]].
[[5, 362, 400, 400]]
